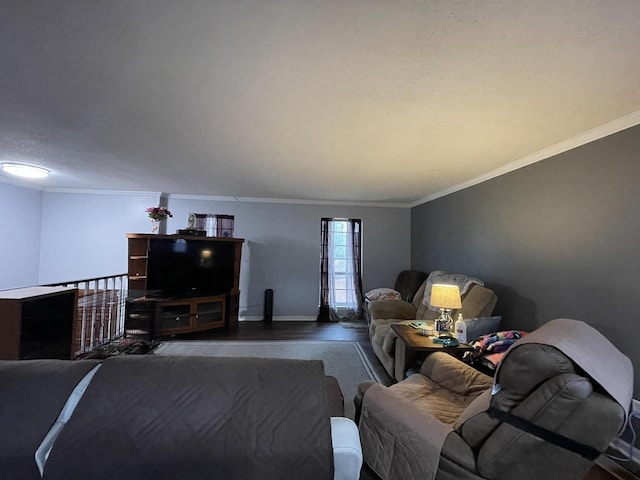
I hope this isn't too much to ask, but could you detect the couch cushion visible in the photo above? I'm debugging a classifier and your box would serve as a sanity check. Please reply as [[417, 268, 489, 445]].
[[420, 352, 493, 397], [368, 299, 416, 322], [389, 374, 470, 426], [389, 353, 492, 427]]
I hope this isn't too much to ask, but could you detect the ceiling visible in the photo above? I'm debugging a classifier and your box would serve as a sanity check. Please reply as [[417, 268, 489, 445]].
[[1, 1, 640, 206]]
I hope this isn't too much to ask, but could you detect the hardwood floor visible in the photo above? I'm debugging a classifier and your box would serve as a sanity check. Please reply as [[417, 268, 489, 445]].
[[173, 320, 633, 480]]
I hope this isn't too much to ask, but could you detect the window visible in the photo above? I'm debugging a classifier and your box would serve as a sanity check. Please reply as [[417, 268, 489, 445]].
[[328, 219, 356, 308], [319, 218, 363, 321]]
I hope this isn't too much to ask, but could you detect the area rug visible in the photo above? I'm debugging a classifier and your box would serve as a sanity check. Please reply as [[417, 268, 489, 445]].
[[154, 340, 381, 419], [339, 319, 368, 329]]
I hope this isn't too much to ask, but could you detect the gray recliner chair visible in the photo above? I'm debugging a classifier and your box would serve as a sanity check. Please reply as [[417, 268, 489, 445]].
[[356, 318, 633, 480]]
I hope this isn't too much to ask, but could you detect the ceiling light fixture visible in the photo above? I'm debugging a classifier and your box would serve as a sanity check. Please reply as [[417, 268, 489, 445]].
[[1, 162, 51, 179]]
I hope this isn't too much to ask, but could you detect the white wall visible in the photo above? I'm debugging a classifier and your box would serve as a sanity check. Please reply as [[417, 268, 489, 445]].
[[38, 191, 161, 283], [1, 185, 411, 318], [0, 182, 42, 289]]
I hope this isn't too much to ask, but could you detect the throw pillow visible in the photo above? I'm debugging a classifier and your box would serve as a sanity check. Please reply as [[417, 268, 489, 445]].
[[365, 288, 402, 302]]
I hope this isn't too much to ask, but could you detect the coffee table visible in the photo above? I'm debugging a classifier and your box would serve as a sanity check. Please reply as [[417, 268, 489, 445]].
[[391, 324, 474, 379], [391, 324, 474, 354]]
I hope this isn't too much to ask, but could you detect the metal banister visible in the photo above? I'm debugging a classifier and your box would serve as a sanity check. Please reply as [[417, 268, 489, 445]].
[[47, 273, 128, 357]]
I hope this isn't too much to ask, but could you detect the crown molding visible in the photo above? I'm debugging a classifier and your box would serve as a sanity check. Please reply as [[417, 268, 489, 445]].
[[234, 196, 409, 208], [6, 111, 638, 208], [410, 109, 640, 208], [168, 193, 240, 202], [169, 193, 409, 207], [42, 188, 163, 197], [20, 185, 408, 207]]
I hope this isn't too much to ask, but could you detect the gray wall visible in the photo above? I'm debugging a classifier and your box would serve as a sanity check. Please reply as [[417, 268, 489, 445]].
[[162, 197, 411, 318], [1, 185, 411, 319], [0, 182, 42, 289], [411, 124, 640, 399]]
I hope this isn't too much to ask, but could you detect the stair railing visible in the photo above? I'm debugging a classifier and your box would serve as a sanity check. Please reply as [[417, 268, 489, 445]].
[[47, 274, 128, 356]]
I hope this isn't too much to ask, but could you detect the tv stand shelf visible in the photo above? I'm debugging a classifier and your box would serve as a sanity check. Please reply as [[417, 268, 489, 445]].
[[125, 233, 243, 338], [126, 294, 226, 338]]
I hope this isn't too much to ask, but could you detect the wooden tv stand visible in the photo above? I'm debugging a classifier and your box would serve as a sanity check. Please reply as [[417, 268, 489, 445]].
[[125, 233, 243, 339]]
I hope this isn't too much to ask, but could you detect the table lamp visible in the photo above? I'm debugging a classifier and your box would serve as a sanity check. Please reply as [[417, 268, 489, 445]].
[[430, 284, 462, 334]]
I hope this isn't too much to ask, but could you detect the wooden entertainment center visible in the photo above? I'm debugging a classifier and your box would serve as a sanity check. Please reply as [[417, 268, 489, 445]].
[[125, 233, 243, 339]]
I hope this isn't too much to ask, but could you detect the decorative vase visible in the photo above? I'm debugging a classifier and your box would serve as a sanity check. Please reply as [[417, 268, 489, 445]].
[[150, 219, 161, 234]]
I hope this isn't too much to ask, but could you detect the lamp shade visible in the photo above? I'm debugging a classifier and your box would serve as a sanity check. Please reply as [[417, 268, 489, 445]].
[[430, 284, 462, 309]]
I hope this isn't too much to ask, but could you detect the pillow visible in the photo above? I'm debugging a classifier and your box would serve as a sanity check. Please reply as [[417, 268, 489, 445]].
[[365, 288, 402, 302]]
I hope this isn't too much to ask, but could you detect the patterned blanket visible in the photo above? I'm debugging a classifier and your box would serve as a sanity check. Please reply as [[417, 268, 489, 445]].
[[468, 330, 528, 368], [472, 330, 527, 354]]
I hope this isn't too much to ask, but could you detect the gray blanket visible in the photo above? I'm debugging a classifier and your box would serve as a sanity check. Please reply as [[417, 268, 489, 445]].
[[2, 356, 335, 480], [0, 359, 102, 480], [495, 318, 633, 426]]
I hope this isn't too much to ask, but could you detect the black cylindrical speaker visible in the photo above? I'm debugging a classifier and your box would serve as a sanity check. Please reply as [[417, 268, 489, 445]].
[[264, 289, 273, 323]]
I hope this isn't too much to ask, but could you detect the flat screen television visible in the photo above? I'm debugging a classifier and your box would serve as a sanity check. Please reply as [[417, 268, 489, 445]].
[[146, 238, 235, 297]]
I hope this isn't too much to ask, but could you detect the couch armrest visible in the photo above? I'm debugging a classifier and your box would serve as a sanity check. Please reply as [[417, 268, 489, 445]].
[[367, 299, 416, 320], [420, 352, 493, 395], [330, 417, 362, 480], [359, 384, 454, 479]]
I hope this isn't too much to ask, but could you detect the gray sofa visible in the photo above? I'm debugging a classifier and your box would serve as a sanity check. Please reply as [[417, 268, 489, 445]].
[[0, 355, 362, 480], [368, 273, 498, 381], [357, 318, 633, 480]]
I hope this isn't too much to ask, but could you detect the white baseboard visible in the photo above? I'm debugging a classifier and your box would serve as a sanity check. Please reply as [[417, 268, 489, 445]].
[[238, 315, 317, 322]]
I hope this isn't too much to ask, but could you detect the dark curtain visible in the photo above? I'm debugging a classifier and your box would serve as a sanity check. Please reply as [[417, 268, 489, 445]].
[[349, 219, 365, 320], [317, 218, 364, 322], [317, 218, 333, 322]]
